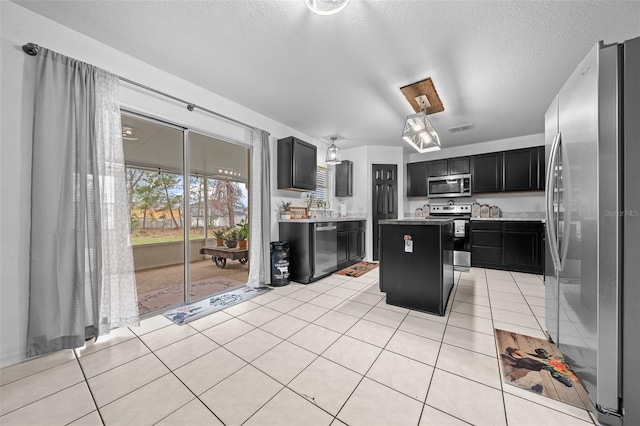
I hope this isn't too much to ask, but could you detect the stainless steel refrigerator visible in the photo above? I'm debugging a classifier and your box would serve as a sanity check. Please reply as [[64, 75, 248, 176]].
[[544, 37, 640, 426]]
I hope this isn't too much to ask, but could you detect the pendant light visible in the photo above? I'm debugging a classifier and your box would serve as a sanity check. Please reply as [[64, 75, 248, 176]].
[[325, 136, 342, 165], [304, 0, 350, 15], [402, 111, 441, 153]]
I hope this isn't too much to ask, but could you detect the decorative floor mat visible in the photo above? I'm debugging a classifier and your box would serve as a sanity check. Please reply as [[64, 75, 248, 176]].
[[163, 285, 270, 325], [495, 329, 590, 409], [335, 261, 378, 278]]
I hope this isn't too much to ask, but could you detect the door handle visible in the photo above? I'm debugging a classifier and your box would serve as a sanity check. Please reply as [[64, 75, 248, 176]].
[[545, 132, 562, 271], [316, 225, 337, 231]]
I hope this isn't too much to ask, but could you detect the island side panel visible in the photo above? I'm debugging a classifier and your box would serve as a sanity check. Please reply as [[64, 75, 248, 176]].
[[379, 222, 454, 315]]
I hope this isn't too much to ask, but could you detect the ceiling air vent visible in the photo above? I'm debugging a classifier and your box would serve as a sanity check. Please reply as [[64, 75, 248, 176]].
[[448, 123, 475, 133]]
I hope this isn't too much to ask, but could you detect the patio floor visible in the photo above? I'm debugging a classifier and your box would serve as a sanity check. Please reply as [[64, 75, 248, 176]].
[[135, 257, 249, 315]]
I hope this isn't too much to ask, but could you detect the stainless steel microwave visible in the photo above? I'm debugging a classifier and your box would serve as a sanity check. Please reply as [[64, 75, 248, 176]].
[[427, 174, 472, 198]]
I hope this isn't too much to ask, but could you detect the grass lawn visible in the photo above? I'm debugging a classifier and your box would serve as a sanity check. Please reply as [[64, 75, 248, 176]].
[[131, 227, 222, 245]]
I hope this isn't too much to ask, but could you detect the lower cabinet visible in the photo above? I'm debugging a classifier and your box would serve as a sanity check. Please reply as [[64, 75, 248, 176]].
[[337, 221, 365, 270], [471, 220, 544, 274]]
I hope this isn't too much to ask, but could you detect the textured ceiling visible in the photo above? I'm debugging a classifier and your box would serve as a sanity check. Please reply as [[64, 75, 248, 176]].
[[13, 1, 640, 151]]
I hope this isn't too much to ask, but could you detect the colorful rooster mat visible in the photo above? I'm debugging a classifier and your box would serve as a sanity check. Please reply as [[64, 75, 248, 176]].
[[495, 329, 590, 409]]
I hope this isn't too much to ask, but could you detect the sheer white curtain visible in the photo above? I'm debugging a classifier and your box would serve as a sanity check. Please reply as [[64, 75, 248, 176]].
[[247, 129, 271, 288], [27, 48, 138, 357]]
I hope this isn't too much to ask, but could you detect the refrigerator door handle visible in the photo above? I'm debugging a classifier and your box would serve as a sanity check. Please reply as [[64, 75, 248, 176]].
[[545, 132, 562, 271], [558, 139, 572, 267]]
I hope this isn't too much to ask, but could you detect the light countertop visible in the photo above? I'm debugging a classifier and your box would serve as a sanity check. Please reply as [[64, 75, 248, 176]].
[[470, 217, 545, 222], [379, 218, 454, 225], [279, 217, 366, 223]]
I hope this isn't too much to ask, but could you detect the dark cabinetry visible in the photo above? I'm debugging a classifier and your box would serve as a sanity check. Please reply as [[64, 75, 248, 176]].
[[503, 148, 537, 191], [406, 162, 428, 197], [406, 146, 545, 196], [472, 152, 503, 193], [470, 220, 544, 274], [427, 156, 470, 177], [502, 222, 544, 273], [469, 221, 503, 267], [536, 146, 546, 190], [337, 220, 365, 269], [335, 160, 353, 197], [277, 137, 317, 191], [472, 147, 545, 194], [503, 147, 546, 192]]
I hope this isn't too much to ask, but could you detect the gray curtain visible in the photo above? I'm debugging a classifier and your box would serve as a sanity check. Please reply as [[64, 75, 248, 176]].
[[260, 131, 271, 285], [247, 128, 271, 288], [27, 48, 138, 357]]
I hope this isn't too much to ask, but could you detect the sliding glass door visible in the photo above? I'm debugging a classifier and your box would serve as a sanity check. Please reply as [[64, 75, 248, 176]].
[[188, 131, 249, 300], [122, 113, 250, 315]]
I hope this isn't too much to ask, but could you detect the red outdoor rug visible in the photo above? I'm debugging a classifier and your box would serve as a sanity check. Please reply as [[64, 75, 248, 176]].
[[335, 261, 378, 278], [495, 329, 590, 409]]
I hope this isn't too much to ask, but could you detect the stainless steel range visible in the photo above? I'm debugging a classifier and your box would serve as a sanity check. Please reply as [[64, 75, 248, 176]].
[[430, 203, 471, 270]]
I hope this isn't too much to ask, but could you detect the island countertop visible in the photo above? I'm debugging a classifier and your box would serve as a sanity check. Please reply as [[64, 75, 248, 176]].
[[378, 218, 454, 225]]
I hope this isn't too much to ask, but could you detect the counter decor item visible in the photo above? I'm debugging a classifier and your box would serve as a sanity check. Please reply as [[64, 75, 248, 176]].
[[289, 206, 308, 219], [490, 205, 500, 218], [279, 201, 292, 219], [471, 202, 481, 218], [422, 204, 430, 218], [415, 207, 423, 218], [480, 204, 490, 218]]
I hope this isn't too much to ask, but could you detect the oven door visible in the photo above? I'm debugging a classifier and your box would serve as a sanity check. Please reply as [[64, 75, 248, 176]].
[[453, 219, 471, 269]]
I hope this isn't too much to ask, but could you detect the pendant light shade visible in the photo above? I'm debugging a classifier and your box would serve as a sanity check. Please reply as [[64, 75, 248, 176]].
[[304, 0, 350, 15], [402, 112, 441, 153], [325, 136, 342, 165]]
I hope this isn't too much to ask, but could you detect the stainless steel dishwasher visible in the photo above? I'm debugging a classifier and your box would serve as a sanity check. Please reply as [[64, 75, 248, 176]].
[[313, 222, 337, 277]]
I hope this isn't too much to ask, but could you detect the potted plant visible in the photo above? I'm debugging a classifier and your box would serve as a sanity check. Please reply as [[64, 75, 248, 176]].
[[279, 201, 292, 219], [236, 220, 249, 250], [224, 229, 239, 249], [213, 229, 225, 247]]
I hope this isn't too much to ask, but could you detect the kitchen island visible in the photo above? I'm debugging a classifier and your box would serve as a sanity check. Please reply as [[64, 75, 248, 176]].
[[378, 218, 454, 316]]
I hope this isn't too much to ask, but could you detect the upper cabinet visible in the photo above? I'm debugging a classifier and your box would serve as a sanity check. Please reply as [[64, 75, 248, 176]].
[[503, 147, 546, 192], [407, 145, 545, 197], [472, 152, 503, 193], [503, 148, 537, 191], [277, 136, 317, 191], [427, 156, 470, 177], [406, 161, 428, 197], [335, 160, 353, 197], [537, 146, 546, 190]]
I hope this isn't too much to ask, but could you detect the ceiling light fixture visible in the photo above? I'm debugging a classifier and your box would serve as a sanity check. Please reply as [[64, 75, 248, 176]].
[[401, 95, 441, 153], [122, 126, 138, 141], [325, 136, 342, 165], [304, 0, 350, 15]]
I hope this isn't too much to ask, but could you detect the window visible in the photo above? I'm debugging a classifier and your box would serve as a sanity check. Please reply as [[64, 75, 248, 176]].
[[309, 165, 334, 206]]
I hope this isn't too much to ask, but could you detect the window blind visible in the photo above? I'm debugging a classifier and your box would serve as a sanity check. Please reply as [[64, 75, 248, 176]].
[[310, 165, 334, 205]]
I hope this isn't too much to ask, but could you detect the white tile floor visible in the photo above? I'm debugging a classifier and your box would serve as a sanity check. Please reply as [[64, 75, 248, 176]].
[[0, 267, 596, 426]]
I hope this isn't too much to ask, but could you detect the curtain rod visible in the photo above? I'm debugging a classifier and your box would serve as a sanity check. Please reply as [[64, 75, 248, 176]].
[[22, 42, 262, 132]]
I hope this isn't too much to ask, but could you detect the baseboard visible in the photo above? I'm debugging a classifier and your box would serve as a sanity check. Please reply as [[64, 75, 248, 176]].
[[1, 350, 26, 369]]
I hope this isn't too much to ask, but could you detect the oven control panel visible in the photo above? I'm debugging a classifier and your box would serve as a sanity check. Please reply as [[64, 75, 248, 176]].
[[430, 204, 471, 215]]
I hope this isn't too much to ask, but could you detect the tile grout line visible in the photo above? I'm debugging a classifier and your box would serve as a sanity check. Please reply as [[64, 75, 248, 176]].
[[236, 275, 381, 425], [130, 329, 227, 426], [0, 358, 92, 422], [72, 348, 106, 425]]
